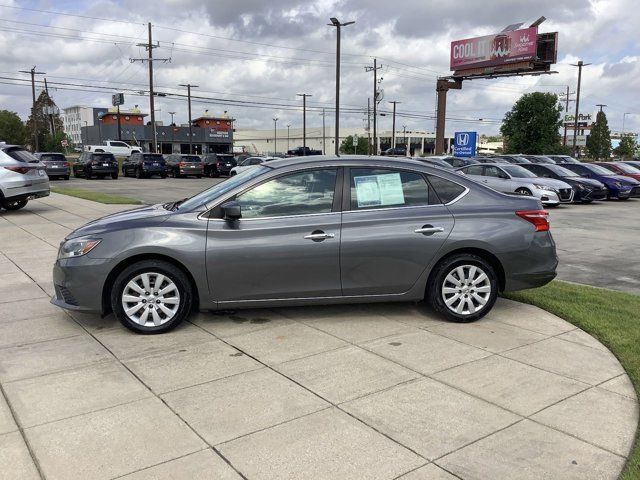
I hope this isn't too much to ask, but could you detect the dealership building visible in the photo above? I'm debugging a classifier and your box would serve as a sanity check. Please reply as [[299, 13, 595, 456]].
[[67, 107, 234, 154]]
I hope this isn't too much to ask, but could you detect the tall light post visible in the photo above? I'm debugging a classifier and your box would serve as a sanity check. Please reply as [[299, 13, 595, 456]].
[[320, 108, 326, 154], [329, 17, 355, 156], [622, 112, 631, 135], [403, 124, 407, 153], [297, 93, 312, 155], [570, 60, 591, 157], [168, 111, 176, 150], [179, 83, 199, 154], [389, 101, 400, 149], [273, 116, 278, 155], [286, 124, 291, 152]]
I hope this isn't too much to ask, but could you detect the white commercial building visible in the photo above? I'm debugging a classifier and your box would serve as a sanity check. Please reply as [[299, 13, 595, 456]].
[[234, 126, 454, 156], [61, 106, 103, 146]]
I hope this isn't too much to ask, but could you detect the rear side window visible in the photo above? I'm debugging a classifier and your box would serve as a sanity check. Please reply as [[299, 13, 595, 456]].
[[349, 168, 430, 210], [465, 165, 484, 176], [427, 175, 467, 204]]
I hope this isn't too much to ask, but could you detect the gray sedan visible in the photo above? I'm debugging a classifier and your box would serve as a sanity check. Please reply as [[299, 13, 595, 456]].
[[52, 156, 557, 333]]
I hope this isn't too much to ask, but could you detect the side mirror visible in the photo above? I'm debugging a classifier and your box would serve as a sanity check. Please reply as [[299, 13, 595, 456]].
[[221, 201, 241, 220]]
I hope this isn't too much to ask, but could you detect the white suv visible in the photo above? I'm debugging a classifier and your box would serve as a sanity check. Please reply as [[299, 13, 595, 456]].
[[0, 145, 50, 210]]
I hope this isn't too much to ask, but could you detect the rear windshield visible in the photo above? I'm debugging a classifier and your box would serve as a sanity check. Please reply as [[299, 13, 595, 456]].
[[4, 147, 39, 163], [217, 156, 236, 165], [612, 163, 640, 174], [143, 154, 165, 162], [40, 154, 66, 162], [182, 156, 201, 162], [91, 153, 116, 161]]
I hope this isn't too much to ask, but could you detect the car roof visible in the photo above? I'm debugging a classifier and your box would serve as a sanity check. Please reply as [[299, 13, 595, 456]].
[[263, 155, 435, 171]]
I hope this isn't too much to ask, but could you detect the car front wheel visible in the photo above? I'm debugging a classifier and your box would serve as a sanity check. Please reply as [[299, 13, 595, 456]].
[[427, 253, 498, 323], [111, 260, 193, 334]]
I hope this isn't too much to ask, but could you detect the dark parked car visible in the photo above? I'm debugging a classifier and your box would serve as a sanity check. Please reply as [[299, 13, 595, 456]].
[[382, 146, 407, 156], [202, 153, 237, 177], [561, 163, 640, 200], [518, 163, 608, 203], [440, 157, 480, 168], [286, 146, 322, 156], [34, 152, 70, 180], [52, 156, 557, 334], [520, 155, 555, 164], [164, 154, 204, 178], [593, 162, 640, 182], [122, 153, 167, 179], [73, 152, 118, 180], [546, 155, 581, 164], [620, 160, 640, 170], [470, 156, 511, 164], [418, 157, 454, 169], [494, 155, 531, 164]]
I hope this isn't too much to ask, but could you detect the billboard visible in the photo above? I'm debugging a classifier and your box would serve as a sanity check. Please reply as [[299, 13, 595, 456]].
[[112, 93, 125, 106], [563, 113, 594, 125], [450, 27, 538, 71], [453, 131, 477, 157]]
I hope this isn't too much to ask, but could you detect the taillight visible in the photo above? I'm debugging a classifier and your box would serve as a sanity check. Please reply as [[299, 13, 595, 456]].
[[516, 210, 550, 232], [179, 162, 187, 167], [5, 166, 30, 174], [63, 162, 70, 167]]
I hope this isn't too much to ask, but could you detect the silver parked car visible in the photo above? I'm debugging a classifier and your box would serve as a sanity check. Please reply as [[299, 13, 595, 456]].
[[229, 156, 279, 176], [457, 164, 574, 205], [0, 145, 50, 210], [52, 156, 557, 333]]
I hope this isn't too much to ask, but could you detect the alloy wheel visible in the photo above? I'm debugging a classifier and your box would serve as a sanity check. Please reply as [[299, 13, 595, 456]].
[[121, 272, 180, 327], [441, 264, 491, 316]]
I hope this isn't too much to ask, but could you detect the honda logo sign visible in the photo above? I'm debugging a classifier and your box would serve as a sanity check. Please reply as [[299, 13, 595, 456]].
[[453, 131, 477, 157]]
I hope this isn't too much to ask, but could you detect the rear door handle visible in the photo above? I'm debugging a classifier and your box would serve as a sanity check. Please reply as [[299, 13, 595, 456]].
[[304, 230, 335, 241], [414, 225, 444, 235]]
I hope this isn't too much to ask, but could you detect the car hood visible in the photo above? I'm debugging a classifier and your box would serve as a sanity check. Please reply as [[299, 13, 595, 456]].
[[568, 177, 606, 188], [601, 174, 640, 185], [513, 177, 571, 189], [66, 204, 171, 240]]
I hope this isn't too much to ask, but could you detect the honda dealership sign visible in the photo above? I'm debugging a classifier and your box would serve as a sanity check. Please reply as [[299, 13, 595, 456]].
[[453, 131, 477, 157], [450, 27, 538, 71]]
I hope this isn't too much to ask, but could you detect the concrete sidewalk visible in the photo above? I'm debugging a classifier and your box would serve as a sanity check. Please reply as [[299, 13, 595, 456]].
[[0, 194, 637, 480]]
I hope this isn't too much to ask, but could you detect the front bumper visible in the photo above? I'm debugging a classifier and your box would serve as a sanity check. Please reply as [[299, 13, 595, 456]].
[[577, 187, 608, 201], [538, 190, 560, 206], [51, 257, 113, 313]]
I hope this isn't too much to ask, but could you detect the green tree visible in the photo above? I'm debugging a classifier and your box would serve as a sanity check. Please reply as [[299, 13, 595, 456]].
[[586, 111, 611, 160], [24, 90, 64, 150], [614, 135, 637, 159], [500, 92, 563, 154], [0, 110, 26, 144], [340, 135, 369, 154], [42, 131, 72, 153]]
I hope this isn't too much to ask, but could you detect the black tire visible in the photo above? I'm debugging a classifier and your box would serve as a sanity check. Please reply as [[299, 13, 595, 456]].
[[73, 168, 80, 178], [160, 173, 167, 179], [64, 175, 70, 181], [85, 169, 92, 180], [580, 199, 593, 204], [174, 168, 182, 178], [111, 173, 118, 180], [135, 168, 143, 179], [427, 253, 499, 323], [196, 175, 203, 179], [618, 197, 630, 201], [230, 171, 237, 177], [111, 260, 193, 334], [515, 187, 532, 196], [1, 199, 28, 210], [123, 167, 129, 177]]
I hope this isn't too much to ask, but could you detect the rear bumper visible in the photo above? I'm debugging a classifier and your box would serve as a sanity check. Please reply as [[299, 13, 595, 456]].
[[4, 189, 50, 202], [88, 167, 118, 174], [501, 232, 558, 292], [178, 168, 204, 176], [45, 167, 70, 177]]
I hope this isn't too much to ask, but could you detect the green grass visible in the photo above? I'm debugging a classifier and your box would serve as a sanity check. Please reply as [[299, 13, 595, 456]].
[[504, 280, 639, 479], [50, 186, 143, 205]]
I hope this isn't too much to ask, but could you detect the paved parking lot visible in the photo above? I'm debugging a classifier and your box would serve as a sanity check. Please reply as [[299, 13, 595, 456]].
[[55, 175, 640, 293], [0, 194, 637, 479]]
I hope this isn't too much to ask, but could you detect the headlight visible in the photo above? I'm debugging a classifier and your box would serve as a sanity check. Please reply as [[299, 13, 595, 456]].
[[58, 238, 101, 259], [613, 181, 622, 188], [533, 184, 550, 190], [576, 183, 586, 190]]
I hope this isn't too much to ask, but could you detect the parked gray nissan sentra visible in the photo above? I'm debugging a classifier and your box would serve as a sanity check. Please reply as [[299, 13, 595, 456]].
[[52, 156, 557, 333]]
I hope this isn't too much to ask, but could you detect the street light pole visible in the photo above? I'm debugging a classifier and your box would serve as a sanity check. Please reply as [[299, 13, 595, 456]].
[[297, 93, 312, 155], [329, 17, 355, 156], [389, 101, 400, 149], [622, 113, 631, 135], [179, 84, 199, 154], [273, 117, 278, 155], [403, 124, 407, 153], [287, 124, 291, 152], [320, 108, 326, 154], [19, 66, 45, 151], [570, 60, 591, 157]]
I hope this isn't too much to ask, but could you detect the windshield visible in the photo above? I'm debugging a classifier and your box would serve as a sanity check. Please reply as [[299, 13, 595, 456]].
[[546, 164, 578, 177], [585, 164, 615, 175], [40, 154, 66, 162], [502, 165, 537, 178], [177, 166, 270, 211], [612, 163, 640, 174], [181, 156, 201, 162]]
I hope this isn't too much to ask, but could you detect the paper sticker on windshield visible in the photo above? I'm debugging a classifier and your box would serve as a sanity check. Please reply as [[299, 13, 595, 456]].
[[354, 173, 405, 208]]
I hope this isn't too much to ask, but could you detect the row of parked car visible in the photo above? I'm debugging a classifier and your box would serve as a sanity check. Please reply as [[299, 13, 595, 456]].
[[420, 154, 640, 206]]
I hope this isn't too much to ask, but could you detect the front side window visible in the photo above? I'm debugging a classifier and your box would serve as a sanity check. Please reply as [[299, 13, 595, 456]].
[[465, 165, 484, 176], [484, 166, 504, 178], [237, 169, 337, 218], [350, 168, 429, 210]]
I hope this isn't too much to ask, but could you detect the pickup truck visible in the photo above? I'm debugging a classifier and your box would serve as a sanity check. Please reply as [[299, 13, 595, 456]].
[[286, 146, 322, 156], [84, 140, 142, 157]]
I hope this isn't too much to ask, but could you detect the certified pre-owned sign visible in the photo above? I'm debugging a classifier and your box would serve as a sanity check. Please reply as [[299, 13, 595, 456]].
[[453, 131, 477, 157]]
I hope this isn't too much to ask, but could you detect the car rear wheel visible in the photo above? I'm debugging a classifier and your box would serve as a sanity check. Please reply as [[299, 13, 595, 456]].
[[427, 253, 498, 323], [111, 172, 118, 180], [111, 260, 193, 334], [1, 199, 28, 210], [135, 168, 142, 179], [64, 175, 70, 180], [85, 170, 92, 180]]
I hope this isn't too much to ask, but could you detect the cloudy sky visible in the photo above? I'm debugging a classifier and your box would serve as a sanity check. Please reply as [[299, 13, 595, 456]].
[[0, 0, 639, 135]]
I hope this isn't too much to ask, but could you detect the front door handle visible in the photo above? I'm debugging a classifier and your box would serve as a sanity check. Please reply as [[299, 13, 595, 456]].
[[414, 225, 444, 235], [304, 230, 335, 242]]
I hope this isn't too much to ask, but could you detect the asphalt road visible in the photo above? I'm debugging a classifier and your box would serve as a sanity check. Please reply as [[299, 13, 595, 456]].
[[54, 176, 640, 294]]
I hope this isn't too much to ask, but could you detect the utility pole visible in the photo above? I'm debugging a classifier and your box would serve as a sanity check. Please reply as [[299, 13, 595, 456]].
[[318, 109, 326, 154], [287, 124, 291, 152], [168, 111, 176, 125], [389, 101, 400, 149], [169, 111, 176, 149], [296, 93, 312, 155], [273, 117, 278, 155], [403, 124, 407, 153], [19, 66, 45, 151], [130, 23, 170, 153], [43, 78, 55, 136], [596, 104, 607, 112], [365, 59, 382, 154], [570, 61, 591, 157], [559, 86, 575, 146], [329, 17, 355, 156], [367, 97, 371, 155], [179, 84, 199, 154]]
